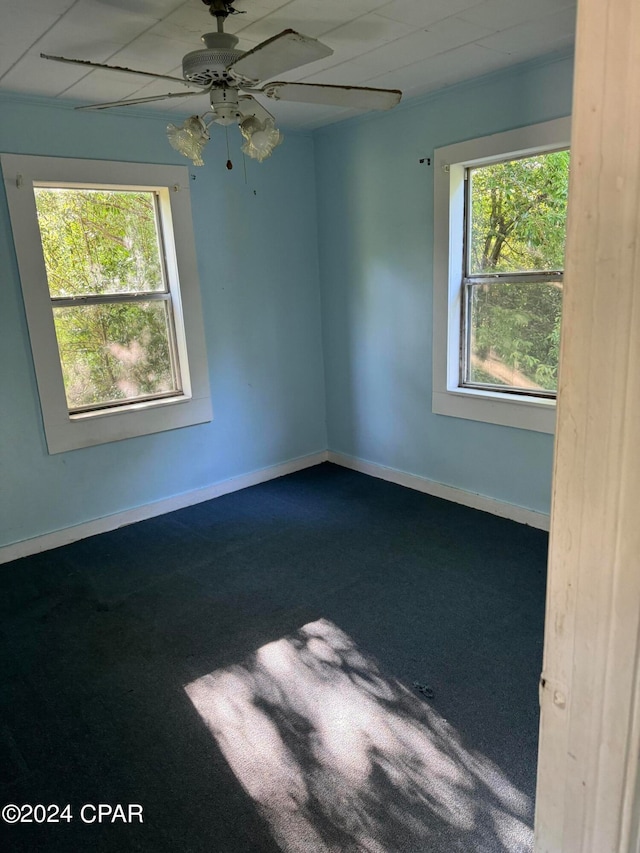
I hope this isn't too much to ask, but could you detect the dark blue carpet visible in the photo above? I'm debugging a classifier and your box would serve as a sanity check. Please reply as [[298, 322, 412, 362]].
[[0, 462, 547, 852]]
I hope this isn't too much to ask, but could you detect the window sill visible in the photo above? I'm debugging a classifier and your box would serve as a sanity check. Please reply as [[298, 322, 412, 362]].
[[44, 393, 212, 453], [432, 387, 556, 434], [69, 392, 193, 421]]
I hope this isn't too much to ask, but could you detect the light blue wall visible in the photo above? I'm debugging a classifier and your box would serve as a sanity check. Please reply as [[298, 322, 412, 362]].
[[0, 51, 575, 549], [0, 96, 327, 548], [314, 52, 574, 515]]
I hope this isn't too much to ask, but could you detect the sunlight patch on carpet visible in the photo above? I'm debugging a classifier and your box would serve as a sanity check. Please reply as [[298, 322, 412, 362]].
[[185, 619, 533, 852]]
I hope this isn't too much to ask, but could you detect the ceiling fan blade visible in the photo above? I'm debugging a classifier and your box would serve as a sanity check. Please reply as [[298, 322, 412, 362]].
[[226, 30, 333, 85], [238, 93, 275, 124], [260, 81, 402, 110], [76, 91, 201, 111], [40, 53, 206, 91]]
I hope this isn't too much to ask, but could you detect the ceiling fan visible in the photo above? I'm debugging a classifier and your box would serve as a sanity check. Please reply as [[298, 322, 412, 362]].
[[41, 0, 402, 166]]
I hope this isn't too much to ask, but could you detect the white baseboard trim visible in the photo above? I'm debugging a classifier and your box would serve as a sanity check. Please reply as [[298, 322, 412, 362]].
[[0, 450, 329, 565], [1, 447, 548, 565], [327, 451, 550, 531]]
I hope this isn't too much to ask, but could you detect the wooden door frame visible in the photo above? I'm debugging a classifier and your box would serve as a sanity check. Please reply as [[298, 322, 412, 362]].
[[535, 0, 640, 850]]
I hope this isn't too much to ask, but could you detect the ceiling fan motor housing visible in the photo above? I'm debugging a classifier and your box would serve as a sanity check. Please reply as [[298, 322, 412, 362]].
[[209, 87, 243, 125], [182, 32, 247, 86]]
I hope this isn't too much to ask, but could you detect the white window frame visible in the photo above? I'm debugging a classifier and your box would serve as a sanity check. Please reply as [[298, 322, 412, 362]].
[[432, 117, 571, 434], [2, 154, 212, 453]]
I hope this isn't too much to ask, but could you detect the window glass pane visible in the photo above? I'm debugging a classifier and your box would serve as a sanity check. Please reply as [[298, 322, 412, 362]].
[[466, 280, 562, 393], [52, 301, 178, 410], [34, 188, 165, 297], [468, 151, 570, 275]]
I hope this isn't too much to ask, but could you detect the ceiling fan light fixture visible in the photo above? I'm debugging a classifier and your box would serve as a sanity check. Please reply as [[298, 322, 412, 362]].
[[239, 116, 283, 162], [166, 115, 211, 166], [45, 2, 403, 169]]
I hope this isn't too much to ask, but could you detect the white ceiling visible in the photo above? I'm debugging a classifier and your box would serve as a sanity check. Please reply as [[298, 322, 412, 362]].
[[0, 0, 577, 129]]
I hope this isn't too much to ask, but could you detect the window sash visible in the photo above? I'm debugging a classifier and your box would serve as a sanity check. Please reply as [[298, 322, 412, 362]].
[[463, 165, 567, 278], [463, 272, 564, 285], [34, 187, 171, 300], [50, 291, 170, 307], [67, 389, 182, 416], [50, 291, 183, 414], [460, 276, 563, 398]]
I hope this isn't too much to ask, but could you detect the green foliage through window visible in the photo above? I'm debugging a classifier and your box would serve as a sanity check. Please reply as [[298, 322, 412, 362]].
[[34, 188, 179, 411], [52, 302, 175, 410], [34, 188, 164, 297], [465, 150, 570, 394], [468, 281, 563, 392]]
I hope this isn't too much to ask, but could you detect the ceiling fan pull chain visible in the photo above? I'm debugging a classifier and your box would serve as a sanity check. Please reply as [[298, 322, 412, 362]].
[[225, 126, 233, 170]]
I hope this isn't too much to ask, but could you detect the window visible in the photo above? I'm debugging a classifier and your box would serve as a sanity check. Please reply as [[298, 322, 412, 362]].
[[34, 186, 184, 413], [463, 151, 569, 395], [2, 155, 212, 453], [432, 117, 571, 433]]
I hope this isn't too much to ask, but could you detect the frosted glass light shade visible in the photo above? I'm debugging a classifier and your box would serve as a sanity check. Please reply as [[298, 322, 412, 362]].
[[240, 116, 283, 162], [167, 116, 210, 167]]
